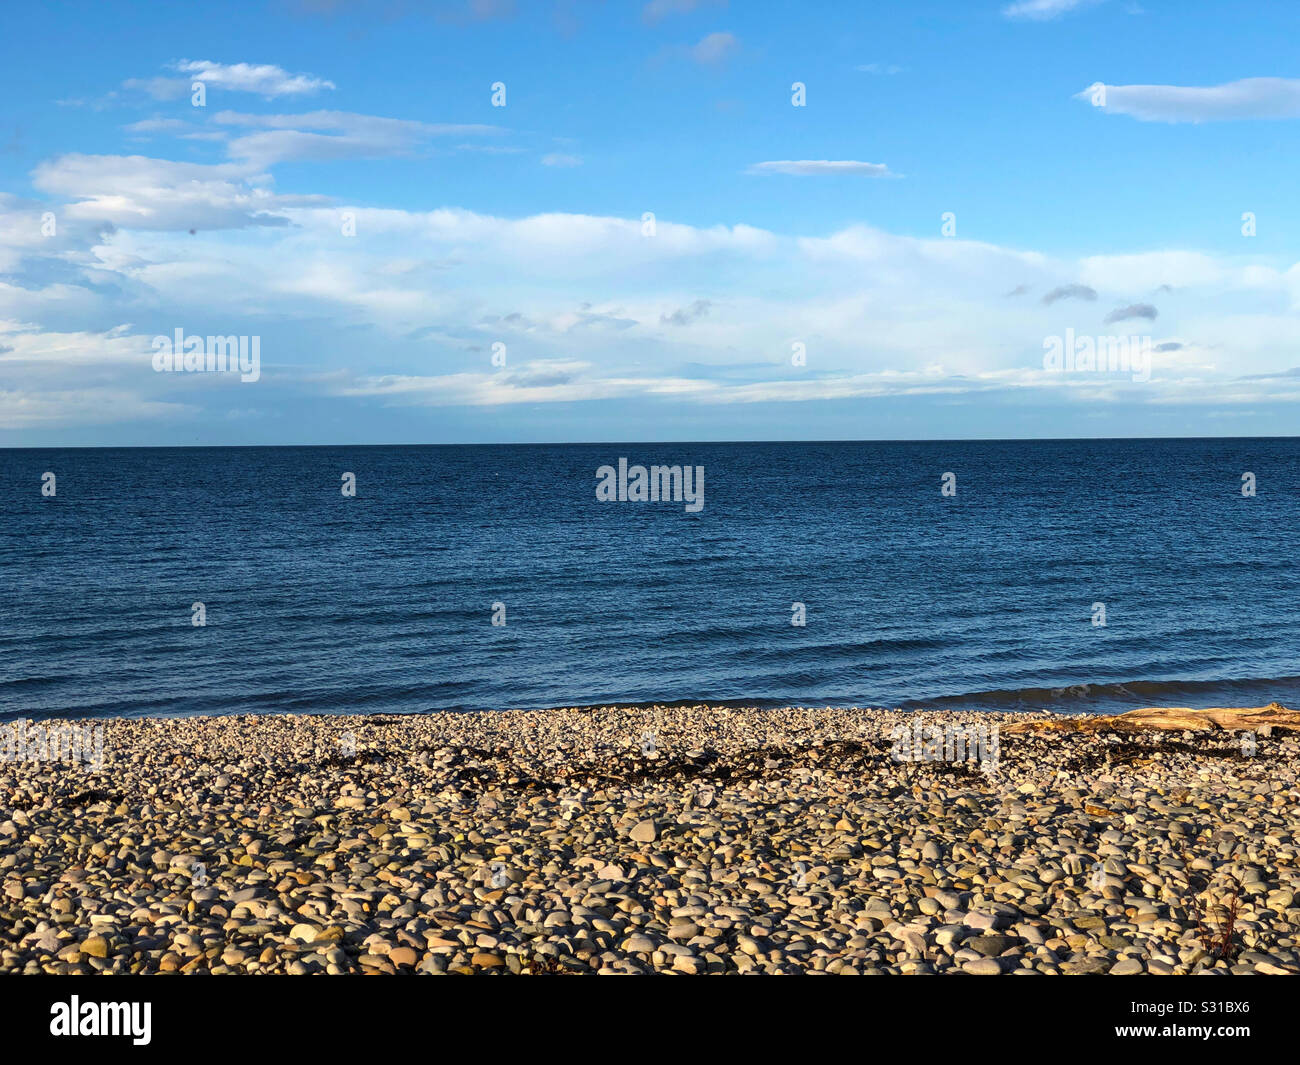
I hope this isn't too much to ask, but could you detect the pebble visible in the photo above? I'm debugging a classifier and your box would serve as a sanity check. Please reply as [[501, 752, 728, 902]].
[[1, 705, 1296, 976], [968, 935, 1017, 958], [629, 819, 659, 843]]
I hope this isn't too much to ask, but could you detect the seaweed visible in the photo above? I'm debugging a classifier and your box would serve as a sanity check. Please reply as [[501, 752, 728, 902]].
[[1181, 849, 1242, 962]]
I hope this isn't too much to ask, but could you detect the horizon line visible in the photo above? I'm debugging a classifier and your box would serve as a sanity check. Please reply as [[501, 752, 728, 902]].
[[2, 432, 1299, 451]]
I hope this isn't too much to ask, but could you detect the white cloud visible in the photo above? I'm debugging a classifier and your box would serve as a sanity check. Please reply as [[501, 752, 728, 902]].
[[216, 110, 504, 166], [18, 49, 1300, 438], [0, 321, 196, 426], [0, 387, 191, 426], [1076, 251, 1232, 291], [0, 192, 116, 272], [748, 160, 896, 177], [123, 118, 192, 135], [690, 31, 738, 65], [0, 320, 151, 368], [9, 158, 1300, 430], [176, 60, 335, 95], [126, 60, 335, 100], [30, 154, 328, 230], [333, 357, 1300, 410], [1076, 77, 1300, 122], [123, 118, 228, 144], [1003, 0, 1100, 20]]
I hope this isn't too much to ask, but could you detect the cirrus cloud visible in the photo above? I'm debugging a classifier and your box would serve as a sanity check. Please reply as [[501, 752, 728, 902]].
[[690, 32, 738, 65], [1076, 77, 1300, 122], [1003, 0, 1101, 20], [125, 60, 336, 101], [747, 160, 897, 177]]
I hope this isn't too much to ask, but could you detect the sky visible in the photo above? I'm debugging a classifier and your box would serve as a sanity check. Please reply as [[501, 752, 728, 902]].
[[2, 0, 1300, 445]]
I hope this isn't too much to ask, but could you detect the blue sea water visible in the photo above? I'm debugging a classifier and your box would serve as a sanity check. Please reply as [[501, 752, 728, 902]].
[[2, 439, 1298, 721]]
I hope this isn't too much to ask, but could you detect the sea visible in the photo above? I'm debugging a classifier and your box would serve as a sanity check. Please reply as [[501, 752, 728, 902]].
[[2, 438, 1298, 721]]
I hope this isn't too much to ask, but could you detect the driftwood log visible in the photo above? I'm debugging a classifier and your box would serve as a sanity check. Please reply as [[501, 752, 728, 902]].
[[1003, 702, 1300, 735]]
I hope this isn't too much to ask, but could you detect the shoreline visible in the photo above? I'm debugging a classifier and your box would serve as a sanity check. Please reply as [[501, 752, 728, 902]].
[[13, 675, 1300, 723], [3, 703, 1298, 974]]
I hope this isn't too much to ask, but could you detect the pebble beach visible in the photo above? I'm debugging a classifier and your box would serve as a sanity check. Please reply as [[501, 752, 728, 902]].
[[2, 704, 1299, 975]]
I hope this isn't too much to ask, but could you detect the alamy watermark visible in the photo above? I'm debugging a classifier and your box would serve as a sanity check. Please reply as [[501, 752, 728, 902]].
[[596, 458, 704, 512], [1043, 328, 1151, 383], [0, 720, 105, 771], [50, 996, 150, 1045], [889, 720, 999, 773], [151, 328, 261, 382]]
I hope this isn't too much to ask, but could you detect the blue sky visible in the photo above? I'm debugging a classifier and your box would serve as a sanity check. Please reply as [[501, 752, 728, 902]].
[[2, 0, 1300, 445]]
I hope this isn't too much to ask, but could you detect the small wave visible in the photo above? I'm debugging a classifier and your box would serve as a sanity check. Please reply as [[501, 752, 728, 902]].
[[905, 674, 1300, 713]]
